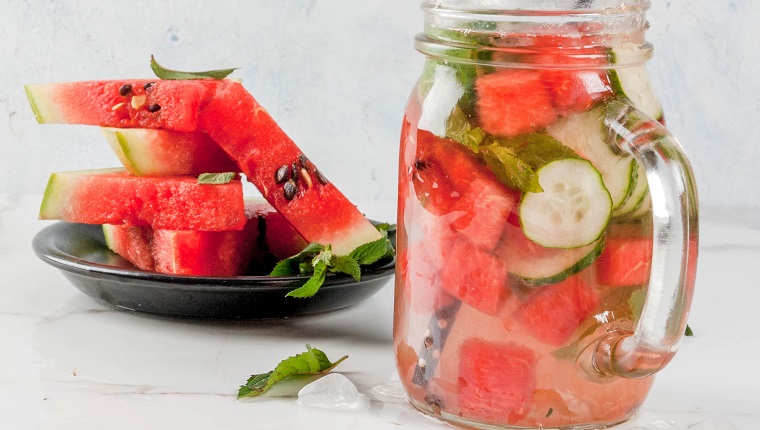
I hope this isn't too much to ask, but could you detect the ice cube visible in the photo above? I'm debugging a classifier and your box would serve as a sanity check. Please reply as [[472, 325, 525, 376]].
[[297, 373, 369, 410], [630, 420, 682, 430], [368, 381, 408, 404], [688, 417, 739, 430]]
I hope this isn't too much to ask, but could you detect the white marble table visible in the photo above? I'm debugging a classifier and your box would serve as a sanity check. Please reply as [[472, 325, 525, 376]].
[[1, 194, 757, 429]]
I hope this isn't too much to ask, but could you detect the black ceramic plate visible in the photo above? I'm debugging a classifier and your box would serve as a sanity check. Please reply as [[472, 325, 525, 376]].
[[32, 222, 395, 319]]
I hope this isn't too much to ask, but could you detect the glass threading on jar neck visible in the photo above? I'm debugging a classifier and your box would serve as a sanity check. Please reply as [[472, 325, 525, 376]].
[[416, 0, 653, 69]]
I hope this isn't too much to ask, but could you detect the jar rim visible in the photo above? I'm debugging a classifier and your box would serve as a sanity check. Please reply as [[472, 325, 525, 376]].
[[421, 0, 651, 15]]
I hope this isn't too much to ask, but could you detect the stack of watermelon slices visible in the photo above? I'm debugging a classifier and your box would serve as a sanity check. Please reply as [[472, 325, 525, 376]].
[[27, 76, 383, 278]]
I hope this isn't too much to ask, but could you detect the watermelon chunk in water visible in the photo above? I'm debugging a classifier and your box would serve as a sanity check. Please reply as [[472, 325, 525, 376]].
[[475, 69, 558, 137], [457, 339, 537, 425], [40, 168, 246, 231], [513, 273, 600, 346], [103, 199, 306, 276], [596, 235, 653, 287], [102, 128, 237, 176]]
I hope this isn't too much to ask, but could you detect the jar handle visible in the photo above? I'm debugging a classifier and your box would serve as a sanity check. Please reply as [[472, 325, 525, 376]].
[[586, 99, 699, 379]]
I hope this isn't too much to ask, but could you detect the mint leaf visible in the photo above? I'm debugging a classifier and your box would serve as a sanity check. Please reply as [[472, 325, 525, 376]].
[[269, 259, 298, 277], [197, 172, 236, 185], [374, 223, 396, 235], [446, 106, 486, 153], [286, 260, 327, 298], [268, 243, 325, 277], [237, 345, 348, 399], [507, 134, 578, 169], [151, 55, 238, 80], [481, 144, 543, 193], [628, 287, 647, 323], [329, 255, 361, 281], [349, 237, 393, 266], [685, 324, 693, 336]]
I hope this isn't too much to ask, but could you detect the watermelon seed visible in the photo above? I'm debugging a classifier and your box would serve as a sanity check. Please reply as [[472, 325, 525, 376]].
[[424, 336, 434, 349], [143, 82, 155, 90], [147, 104, 161, 113], [111, 102, 125, 111], [315, 169, 328, 185], [298, 154, 309, 170], [131, 95, 147, 109], [118, 84, 132, 96], [291, 163, 299, 181], [300, 168, 313, 188], [275, 165, 289, 184], [283, 180, 298, 200]]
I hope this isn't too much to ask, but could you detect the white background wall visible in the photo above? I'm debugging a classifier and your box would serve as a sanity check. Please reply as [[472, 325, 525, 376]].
[[1, 0, 758, 209]]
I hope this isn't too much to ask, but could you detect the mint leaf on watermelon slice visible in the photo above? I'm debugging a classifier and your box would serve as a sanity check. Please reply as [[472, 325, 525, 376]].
[[237, 344, 347, 399], [150, 55, 238, 80], [197, 172, 236, 185]]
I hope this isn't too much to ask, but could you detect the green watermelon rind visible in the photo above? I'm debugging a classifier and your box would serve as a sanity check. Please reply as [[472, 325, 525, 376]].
[[102, 128, 145, 175], [39, 168, 125, 220]]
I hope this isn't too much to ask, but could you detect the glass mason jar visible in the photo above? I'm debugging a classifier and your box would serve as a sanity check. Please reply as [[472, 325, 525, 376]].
[[393, 0, 699, 428]]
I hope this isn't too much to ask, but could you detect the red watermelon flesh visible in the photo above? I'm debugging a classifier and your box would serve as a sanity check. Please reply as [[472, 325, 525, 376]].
[[438, 236, 508, 315], [513, 273, 600, 346], [198, 81, 382, 255], [457, 339, 537, 425], [415, 130, 518, 251], [102, 128, 237, 176], [596, 235, 653, 287], [475, 69, 558, 137], [25, 79, 224, 132], [103, 199, 306, 276], [40, 168, 246, 231]]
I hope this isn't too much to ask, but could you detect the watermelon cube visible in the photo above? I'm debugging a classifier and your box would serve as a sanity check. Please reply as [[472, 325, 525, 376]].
[[475, 69, 558, 137], [457, 339, 536, 424], [596, 236, 653, 287], [102, 128, 237, 176], [513, 273, 600, 346], [40, 168, 246, 231], [438, 237, 508, 315]]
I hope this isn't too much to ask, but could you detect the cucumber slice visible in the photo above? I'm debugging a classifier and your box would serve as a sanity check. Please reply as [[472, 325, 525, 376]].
[[612, 161, 648, 218], [520, 158, 611, 249], [503, 227, 605, 287], [609, 44, 664, 121], [547, 109, 635, 210]]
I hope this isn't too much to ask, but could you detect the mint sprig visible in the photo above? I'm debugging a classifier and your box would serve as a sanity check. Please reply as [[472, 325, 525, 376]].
[[270, 225, 395, 298], [237, 345, 348, 399], [150, 55, 238, 80]]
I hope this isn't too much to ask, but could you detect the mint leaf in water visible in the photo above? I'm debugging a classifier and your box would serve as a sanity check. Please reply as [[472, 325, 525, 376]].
[[237, 345, 348, 399], [151, 55, 238, 80], [481, 144, 542, 193], [197, 172, 236, 185]]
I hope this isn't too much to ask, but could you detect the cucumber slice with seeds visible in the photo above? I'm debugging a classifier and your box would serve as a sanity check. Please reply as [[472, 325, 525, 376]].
[[520, 158, 611, 249], [547, 109, 636, 210]]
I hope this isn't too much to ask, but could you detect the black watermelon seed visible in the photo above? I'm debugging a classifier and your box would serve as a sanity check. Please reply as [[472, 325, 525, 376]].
[[298, 154, 308, 169], [291, 163, 299, 181], [283, 180, 298, 200], [315, 169, 328, 185], [143, 82, 155, 90], [415, 160, 427, 170], [118, 84, 133, 96], [147, 104, 161, 113], [275, 164, 289, 184]]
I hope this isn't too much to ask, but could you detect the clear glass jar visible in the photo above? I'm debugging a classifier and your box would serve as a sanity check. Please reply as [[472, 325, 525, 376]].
[[394, 1, 698, 428]]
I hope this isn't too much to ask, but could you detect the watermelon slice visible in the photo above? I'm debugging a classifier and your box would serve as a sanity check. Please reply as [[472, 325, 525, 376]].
[[513, 273, 600, 346], [457, 339, 536, 424], [28, 79, 382, 256], [198, 81, 382, 255], [475, 69, 558, 137], [26, 79, 224, 131], [102, 128, 237, 176], [103, 199, 306, 276], [40, 168, 246, 231]]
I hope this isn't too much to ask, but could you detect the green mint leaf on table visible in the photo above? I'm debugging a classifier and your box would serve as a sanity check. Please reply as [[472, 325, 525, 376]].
[[237, 345, 348, 399], [197, 172, 236, 185], [150, 55, 238, 80]]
